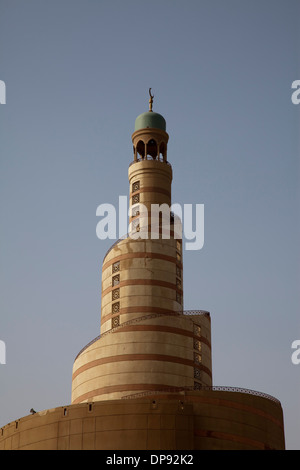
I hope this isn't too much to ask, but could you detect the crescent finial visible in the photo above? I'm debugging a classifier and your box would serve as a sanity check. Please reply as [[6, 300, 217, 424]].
[[149, 88, 154, 111]]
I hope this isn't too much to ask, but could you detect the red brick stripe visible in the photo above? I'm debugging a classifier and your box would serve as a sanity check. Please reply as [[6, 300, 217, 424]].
[[102, 279, 182, 297], [72, 383, 182, 404], [100, 307, 182, 325], [194, 429, 270, 450], [186, 395, 284, 429], [130, 187, 171, 198], [116, 324, 211, 349], [72, 353, 212, 380], [102, 252, 182, 272]]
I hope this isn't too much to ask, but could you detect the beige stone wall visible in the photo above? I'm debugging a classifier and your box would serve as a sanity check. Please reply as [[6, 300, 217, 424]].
[[0, 391, 285, 450], [71, 312, 212, 404], [186, 390, 285, 450], [0, 400, 194, 450], [101, 237, 183, 334]]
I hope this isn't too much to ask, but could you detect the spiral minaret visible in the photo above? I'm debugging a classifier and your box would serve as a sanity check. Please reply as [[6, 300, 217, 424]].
[[71, 92, 212, 404]]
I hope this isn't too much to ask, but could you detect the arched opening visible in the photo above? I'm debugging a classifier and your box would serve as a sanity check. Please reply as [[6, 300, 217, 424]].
[[136, 140, 145, 160], [133, 138, 167, 162], [146, 139, 158, 160]]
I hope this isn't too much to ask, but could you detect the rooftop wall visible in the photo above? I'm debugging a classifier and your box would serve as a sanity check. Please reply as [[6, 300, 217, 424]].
[[0, 390, 284, 450]]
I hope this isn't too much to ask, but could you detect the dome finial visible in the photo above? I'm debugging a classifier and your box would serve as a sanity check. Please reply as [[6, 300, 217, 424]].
[[149, 88, 154, 112]]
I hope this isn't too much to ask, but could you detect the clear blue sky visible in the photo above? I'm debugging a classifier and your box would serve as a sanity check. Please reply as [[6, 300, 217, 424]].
[[0, 0, 299, 449]]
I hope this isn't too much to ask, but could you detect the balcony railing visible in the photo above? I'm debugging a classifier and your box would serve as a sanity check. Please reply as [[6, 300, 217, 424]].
[[74, 310, 210, 360], [183, 310, 210, 316], [103, 233, 128, 261], [121, 385, 282, 406], [129, 158, 172, 167]]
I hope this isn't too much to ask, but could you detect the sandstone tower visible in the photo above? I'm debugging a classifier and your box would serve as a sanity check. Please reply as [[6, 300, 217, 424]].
[[0, 92, 285, 450], [71, 90, 212, 404]]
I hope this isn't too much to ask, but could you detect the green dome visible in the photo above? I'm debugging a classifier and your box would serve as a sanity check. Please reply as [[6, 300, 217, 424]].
[[134, 111, 166, 132]]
